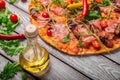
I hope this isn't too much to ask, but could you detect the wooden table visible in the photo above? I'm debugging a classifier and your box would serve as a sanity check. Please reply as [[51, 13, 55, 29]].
[[0, 1, 120, 80]]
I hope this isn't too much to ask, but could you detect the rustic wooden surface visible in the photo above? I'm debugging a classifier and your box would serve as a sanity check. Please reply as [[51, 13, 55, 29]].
[[0, 0, 120, 80]]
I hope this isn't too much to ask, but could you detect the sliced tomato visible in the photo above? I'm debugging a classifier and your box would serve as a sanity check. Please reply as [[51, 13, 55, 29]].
[[95, 0, 102, 3], [92, 40, 101, 49]]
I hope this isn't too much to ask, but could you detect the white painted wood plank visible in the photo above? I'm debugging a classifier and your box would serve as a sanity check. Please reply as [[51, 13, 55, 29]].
[[4, 1, 120, 80]]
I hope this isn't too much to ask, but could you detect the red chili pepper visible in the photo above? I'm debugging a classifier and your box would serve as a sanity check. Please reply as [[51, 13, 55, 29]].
[[82, 0, 88, 16], [0, 34, 25, 40]]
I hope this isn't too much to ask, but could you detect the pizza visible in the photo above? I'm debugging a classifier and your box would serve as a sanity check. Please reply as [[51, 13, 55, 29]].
[[28, 0, 120, 55]]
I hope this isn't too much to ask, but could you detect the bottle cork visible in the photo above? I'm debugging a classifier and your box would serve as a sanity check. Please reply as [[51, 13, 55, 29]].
[[25, 24, 38, 37]]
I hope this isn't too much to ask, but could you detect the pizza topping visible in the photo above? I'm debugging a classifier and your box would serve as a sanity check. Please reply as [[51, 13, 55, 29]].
[[52, 23, 69, 39], [82, 0, 88, 16], [47, 29, 52, 36], [91, 40, 101, 49], [62, 34, 70, 43], [39, 0, 51, 6], [50, 5, 65, 16], [92, 19, 101, 30], [100, 20, 108, 28], [0, 0, 6, 9], [68, 20, 78, 29], [38, 21, 49, 28], [82, 35, 96, 43], [30, 8, 37, 15], [33, 13, 50, 21], [70, 0, 74, 4], [67, 1, 91, 9], [101, 38, 114, 48], [105, 25, 116, 33], [101, 0, 110, 6], [95, 0, 102, 3], [42, 12, 49, 18]]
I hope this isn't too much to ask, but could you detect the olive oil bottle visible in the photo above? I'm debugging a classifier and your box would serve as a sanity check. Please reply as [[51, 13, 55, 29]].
[[19, 25, 50, 77]]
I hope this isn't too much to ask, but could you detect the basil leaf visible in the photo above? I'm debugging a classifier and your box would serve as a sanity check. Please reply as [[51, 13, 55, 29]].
[[62, 34, 70, 43], [0, 40, 24, 56]]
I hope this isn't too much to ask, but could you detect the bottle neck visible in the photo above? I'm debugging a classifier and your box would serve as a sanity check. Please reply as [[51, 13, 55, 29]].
[[26, 35, 42, 61], [26, 36, 38, 46]]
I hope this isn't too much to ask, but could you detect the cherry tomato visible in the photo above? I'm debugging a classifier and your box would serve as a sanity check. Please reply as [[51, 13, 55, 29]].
[[100, 20, 108, 28], [10, 14, 18, 22], [47, 29, 52, 36], [92, 40, 101, 49], [0, 0, 6, 9], [42, 12, 49, 18], [70, 0, 74, 4], [95, 0, 102, 3]]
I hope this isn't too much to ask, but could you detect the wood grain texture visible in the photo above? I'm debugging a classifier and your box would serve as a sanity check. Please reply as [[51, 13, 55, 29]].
[[5, 1, 120, 80]]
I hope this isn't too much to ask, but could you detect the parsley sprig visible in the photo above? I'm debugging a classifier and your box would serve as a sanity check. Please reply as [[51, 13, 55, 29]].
[[0, 62, 27, 80], [0, 39, 24, 56]]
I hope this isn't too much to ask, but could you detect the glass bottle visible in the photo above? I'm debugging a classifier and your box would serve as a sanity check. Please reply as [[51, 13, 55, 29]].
[[19, 24, 50, 77]]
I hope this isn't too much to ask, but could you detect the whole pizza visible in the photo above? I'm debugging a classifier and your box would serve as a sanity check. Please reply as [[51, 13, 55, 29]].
[[28, 0, 120, 55]]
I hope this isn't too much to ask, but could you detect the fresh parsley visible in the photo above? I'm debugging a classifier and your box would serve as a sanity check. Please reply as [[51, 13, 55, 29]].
[[8, 0, 17, 4], [62, 34, 70, 43], [0, 62, 27, 80], [0, 40, 24, 56], [0, 9, 20, 34]]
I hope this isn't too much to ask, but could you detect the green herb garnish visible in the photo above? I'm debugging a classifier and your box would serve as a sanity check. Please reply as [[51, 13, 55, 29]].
[[0, 62, 27, 80], [0, 9, 20, 34], [8, 0, 17, 4], [102, 0, 110, 6], [78, 37, 82, 47], [0, 40, 24, 56], [52, 0, 64, 7], [85, 9, 102, 21], [62, 34, 70, 43]]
